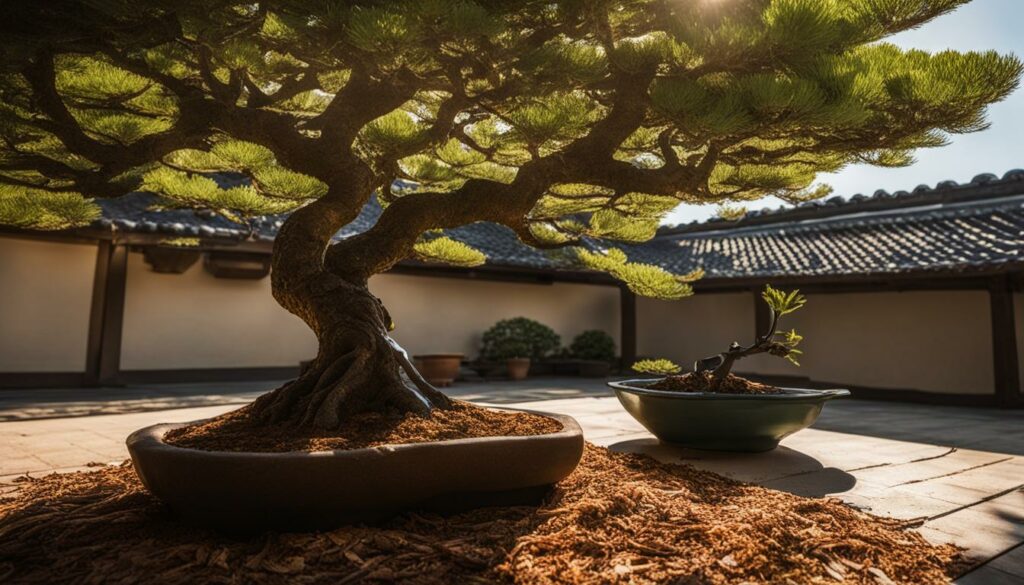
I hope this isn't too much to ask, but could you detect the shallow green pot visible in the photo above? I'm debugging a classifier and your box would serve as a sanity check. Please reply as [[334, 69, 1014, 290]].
[[608, 379, 850, 452]]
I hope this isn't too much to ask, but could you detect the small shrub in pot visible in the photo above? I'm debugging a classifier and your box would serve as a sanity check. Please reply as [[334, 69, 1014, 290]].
[[481, 318, 560, 379], [569, 330, 616, 377]]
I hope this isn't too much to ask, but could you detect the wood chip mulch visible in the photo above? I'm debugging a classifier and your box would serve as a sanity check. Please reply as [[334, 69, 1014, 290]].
[[165, 401, 563, 452], [0, 444, 961, 584], [648, 373, 784, 395]]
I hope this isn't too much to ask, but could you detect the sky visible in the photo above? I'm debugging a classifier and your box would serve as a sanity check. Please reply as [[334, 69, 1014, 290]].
[[663, 0, 1024, 225]]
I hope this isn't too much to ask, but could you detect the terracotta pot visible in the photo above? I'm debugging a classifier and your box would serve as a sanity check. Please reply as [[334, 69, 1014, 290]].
[[506, 357, 531, 380], [127, 409, 584, 532], [412, 353, 464, 387]]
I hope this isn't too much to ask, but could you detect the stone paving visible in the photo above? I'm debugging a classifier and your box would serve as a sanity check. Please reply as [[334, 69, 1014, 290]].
[[1, 378, 1022, 582]]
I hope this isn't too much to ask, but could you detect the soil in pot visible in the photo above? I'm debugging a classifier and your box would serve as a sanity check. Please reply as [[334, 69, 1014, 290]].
[[164, 401, 561, 453], [506, 357, 530, 380], [648, 371, 784, 395]]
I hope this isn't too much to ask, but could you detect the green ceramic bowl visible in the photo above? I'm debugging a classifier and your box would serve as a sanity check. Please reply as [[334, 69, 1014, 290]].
[[608, 379, 850, 452]]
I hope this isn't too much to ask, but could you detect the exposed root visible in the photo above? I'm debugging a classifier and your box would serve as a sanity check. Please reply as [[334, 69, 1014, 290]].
[[0, 444, 963, 584]]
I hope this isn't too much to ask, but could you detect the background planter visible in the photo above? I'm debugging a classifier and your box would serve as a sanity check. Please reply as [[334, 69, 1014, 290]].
[[578, 360, 611, 378], [506, 358, 530, 380], [128, 409, 584, 533], [609, 379, 849, 452], [413, 354, 464, 387]]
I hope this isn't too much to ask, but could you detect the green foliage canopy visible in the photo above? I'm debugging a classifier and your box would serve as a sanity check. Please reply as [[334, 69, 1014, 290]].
[[0, 0, 1019, 300]]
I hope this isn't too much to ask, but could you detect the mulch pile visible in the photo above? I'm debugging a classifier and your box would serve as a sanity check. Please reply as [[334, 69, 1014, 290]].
[[0, 444, 960, 584], [166, 401, 562, 452], [648, 373, 784, 395]]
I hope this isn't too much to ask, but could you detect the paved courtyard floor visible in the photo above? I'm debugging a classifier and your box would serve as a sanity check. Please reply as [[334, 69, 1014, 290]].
[[1, 378, 1022, 583]]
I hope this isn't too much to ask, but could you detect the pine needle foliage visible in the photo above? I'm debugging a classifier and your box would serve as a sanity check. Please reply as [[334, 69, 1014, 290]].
[[412, 236, 487, 267], [0, 0, 1018, 298]]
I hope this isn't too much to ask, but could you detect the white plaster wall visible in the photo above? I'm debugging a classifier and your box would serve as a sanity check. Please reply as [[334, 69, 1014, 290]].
[[0, 237, 95, 372], [636, 293, 753, 368], [637, 290, 994, 395], [370, 273, 620, 358], [120, 252, 317, 370]]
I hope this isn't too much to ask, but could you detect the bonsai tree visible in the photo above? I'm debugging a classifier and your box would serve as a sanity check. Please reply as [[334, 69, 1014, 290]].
[[633, 285, 806, 391], [0, 1, 1018, 429], [569, 330, 616, 364], [481, 318, 561, 362]]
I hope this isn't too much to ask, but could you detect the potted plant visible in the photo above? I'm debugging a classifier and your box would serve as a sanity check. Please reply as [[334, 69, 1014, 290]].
[[480, 318, 561, 380], [3, 0, 1012, 533], [412, 353, 464, 387], [610, 286, 849, 452], [569, 330, 616, 377]]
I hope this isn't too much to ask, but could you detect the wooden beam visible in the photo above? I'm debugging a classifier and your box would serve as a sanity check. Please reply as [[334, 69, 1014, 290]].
[[620, 286, 637, 367], [754, 288, 771, 339], [990, 276, 1021, 407], [84, 241, 111, 385], [85, 243, 128, 386]]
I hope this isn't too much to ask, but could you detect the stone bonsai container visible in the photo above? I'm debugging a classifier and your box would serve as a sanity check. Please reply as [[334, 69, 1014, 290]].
[[609, 379, 849, 452], [128, 408, 584, 533], [619, 286, 849, 452]]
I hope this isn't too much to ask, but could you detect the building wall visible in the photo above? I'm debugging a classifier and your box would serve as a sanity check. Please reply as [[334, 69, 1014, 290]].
[[119, 258, 621, 370], [120, 252, 318, 370], [0, 237, 96, 372], [0, 235, 1015, 399], [637, 293, 753, 369], [371, 273, 621, 358], [638, 290, 995, 395]]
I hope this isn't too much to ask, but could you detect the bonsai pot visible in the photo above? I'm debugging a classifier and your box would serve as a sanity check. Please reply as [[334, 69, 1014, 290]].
[[578, 360, 611, 378], [412, 353, 464, 387], [127, 408, 583, 533], [506, 357, 531, 380], [608, 379, 850, 452]]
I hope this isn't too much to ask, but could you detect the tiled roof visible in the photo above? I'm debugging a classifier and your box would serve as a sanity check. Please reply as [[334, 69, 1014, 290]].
[[631, 169, 1024, 279], [89, 170, 1024, 279]]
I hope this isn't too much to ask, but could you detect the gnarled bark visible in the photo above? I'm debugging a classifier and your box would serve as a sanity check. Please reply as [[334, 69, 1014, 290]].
[[250, 275, 451, 429]]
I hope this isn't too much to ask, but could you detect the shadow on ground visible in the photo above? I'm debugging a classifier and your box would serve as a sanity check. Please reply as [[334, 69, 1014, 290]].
[[0, 377, 615, 422], [813, 400, 1024, 457], [607, 437, 857, 498]]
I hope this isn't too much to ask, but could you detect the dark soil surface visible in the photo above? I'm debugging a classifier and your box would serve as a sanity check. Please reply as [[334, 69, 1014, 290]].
[[647, 372, 785, 395], [0, 443, 961, 584], [165, 401, 562, 453]]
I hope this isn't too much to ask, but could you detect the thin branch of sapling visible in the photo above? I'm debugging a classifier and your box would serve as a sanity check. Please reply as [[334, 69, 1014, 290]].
[[701, 286, 806, 391], [632, 285, 806, 392]]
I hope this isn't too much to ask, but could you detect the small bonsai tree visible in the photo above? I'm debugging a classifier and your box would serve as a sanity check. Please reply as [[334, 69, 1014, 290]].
[[569, 330, 616, 364], [634, 286, 806, 391], [481, 318, 560, 362], [0, 1, 1018, 429]]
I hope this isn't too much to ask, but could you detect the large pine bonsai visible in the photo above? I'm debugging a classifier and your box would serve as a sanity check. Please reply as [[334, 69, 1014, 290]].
[[0, 1, 1018, 430]]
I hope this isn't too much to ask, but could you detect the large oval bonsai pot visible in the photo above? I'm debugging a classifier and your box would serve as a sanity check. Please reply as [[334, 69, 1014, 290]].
[[609, 379, 849, 452], [127, 408, 583, 533]]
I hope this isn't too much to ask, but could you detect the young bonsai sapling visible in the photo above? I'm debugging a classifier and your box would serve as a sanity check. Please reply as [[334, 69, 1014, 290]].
[[633, 286, 806, 392]]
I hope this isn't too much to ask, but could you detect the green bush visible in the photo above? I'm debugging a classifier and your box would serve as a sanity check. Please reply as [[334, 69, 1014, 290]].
[[481, 317, 560, 361], [569, 330, 616, 363]]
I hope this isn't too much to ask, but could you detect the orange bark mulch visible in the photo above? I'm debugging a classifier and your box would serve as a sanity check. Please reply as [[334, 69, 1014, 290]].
[[648, 373, 785, 395], [0, 443, 961, 584]]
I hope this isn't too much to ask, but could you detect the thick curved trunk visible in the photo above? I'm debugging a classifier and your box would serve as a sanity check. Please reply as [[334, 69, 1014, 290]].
[[250, 276, 452, 429]]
